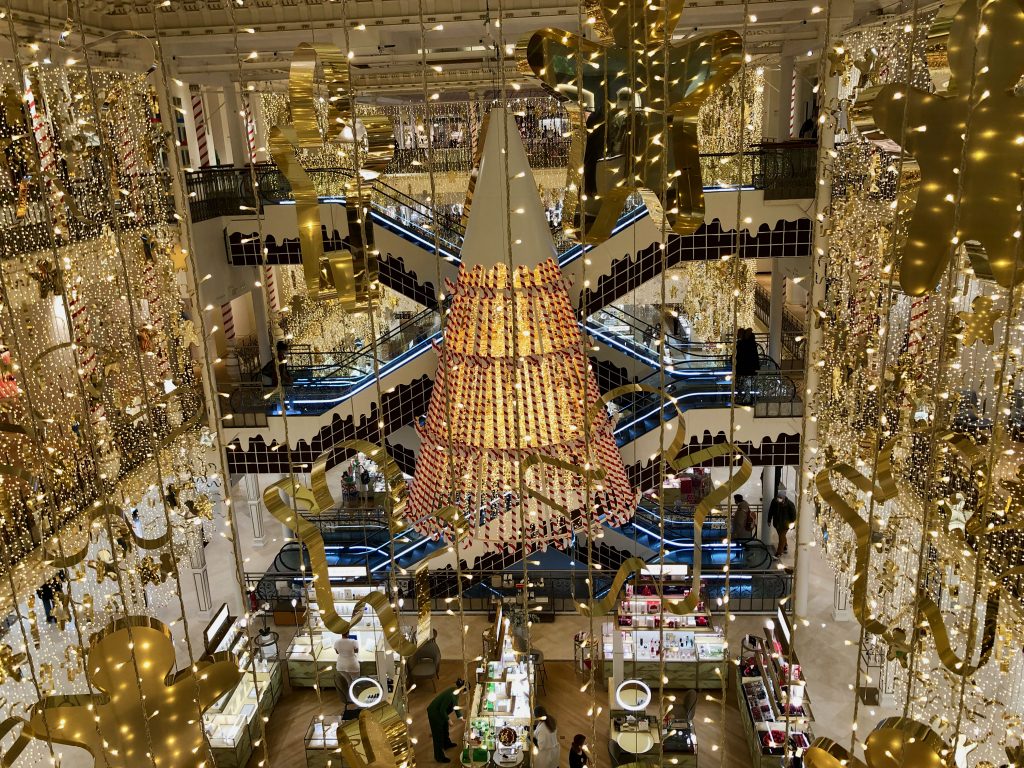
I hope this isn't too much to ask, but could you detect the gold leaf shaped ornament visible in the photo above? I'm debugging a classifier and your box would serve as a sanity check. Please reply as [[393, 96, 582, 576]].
[[516, 0, 742, 244], [871, 0, 1024, 295], [16, 615, 241, 768]]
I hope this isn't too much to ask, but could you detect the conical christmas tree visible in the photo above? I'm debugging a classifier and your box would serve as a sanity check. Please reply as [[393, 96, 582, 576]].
[[406, 109, 635, 554]]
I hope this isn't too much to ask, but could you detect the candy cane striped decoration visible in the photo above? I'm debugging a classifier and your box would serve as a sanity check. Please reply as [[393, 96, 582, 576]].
[[243, 95, 257, 164], [905, 295, 930, 356], [140, 254, 173, 384], [190, 85, 211, 167], [220, 302, 235, 341], [24, 77, 67, 232], [789, 70, 797, 138], [263, 264, 279, 314], [67, 288, 104, 426]]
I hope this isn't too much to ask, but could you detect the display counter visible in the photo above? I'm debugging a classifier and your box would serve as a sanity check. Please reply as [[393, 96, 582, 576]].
[[464, 607, 535, 768], [206, 659, 283, 768], [607, 682, 696, 768], [735, 610, 813, 768], [599, 585, 726, 690], [285, 584, 384, 688], [200, 606, 284, 768]]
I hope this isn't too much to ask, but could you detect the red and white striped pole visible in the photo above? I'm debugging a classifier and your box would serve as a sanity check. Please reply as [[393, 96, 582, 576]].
[[263, 264, 279, 315], [220, 302, 235, 343], [24, 77, 67, 232], [68, 287, 104, 428], [905, 295, 930, 356], [243, 95, 257, 164], [190, 85, 212, 167]]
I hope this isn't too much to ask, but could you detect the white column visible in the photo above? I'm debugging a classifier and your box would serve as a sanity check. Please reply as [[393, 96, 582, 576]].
[[775, 56, 795, 140], [206, 88, 232, 166], [794, 0, 852, 620], [187, 524, 213, 617], [768, 267, 785, 364], [221, 84, 248, 168], [241, 472, 267, 546], [832, 570, 853, 621]]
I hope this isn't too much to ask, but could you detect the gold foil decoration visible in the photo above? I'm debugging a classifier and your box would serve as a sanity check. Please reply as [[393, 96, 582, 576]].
[[805, 717, 949, 768], [0, 646, 25, 685], [815, 433, 1002, 674], [414, 566, 432, 646], [516, 0, 742, 243], [580, 385, 751, 617], [871, 0, 1024, 295], [269, 42, 394, 310], [340, 704, 414, 768], [955, 294, 1003, 347], [17, 615, 240, 768]]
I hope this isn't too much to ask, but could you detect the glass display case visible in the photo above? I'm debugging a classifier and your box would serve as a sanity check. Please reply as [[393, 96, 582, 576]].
[[464, 609, 534, 768], [735, 610, 814, 768], [205, 656, 283, 768], [285, 584, 384, 687], [304, 715, 344, 768], [599, 588, 725, 690]]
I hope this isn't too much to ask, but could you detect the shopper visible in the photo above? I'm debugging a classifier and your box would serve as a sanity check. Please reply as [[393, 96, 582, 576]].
[[427, 678, 465, 763], [767, 489, 797, 556], [533, 706, 560, 768], [735, 328, 761, 404], [334, 633, 361, 677], [731, 494, 755, 540], [35, 581, 55, 626], [569, 734, 588, 768]]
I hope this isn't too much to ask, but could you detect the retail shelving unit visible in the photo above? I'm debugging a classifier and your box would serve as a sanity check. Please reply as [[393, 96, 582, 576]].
[[464, 606, 535, 768], [599, 577, 726, 690], [202, 604, 284, 768], [735, 609, 813, 768], [285, 584, 383, 688]]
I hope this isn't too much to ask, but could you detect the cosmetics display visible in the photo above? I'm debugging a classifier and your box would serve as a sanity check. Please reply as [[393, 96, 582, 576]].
[[199, 605, 284, 768], [735, 610, 814, 768], [284, 584, 384, 687], [599, 584, 726, 689], [464, 608, 535, 768]]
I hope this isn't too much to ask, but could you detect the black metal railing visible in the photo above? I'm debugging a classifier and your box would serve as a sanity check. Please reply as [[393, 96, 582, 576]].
[[756, 140, 818, 200], [244, 562, 792, 616], [187, 142, 819, 227]]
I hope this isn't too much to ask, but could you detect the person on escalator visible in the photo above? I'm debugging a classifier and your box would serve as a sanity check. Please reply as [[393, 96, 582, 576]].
[[731, 494, 755, 540], [735, 328, 760, 404]]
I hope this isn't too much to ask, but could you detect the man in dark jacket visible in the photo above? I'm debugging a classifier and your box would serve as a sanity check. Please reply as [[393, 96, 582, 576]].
[[427, 678, 465, 762], [767, 490, 797, 557]]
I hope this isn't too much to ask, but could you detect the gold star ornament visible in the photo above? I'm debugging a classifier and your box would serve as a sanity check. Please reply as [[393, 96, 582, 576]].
[[20, 615, 241, 768], [517, 0, 742, 243], [955, 295, 1002, 347], [871, 0, 1024, 295]]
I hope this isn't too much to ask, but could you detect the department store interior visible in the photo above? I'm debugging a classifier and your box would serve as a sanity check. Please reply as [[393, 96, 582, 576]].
[[0, 0, 1021, 767]]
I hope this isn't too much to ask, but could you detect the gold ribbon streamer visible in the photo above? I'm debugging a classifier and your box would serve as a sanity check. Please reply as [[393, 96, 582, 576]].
[[814, 432, 1001, 674], [579, 385, 752, 617], [263, 475, 417, 657], [0, 716, 32, 767], [40, 502, 173, 570]]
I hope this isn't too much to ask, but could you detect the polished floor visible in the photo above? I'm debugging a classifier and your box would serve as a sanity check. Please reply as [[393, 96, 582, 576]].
[[249, 547, 901, 768]]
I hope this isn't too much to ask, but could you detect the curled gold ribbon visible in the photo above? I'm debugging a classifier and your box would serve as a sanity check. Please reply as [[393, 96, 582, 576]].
[[263, 474, 417, 657], [41, 502, 173, 570], [814, 432, 1000, 675], [580, 384, 752, 617]]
